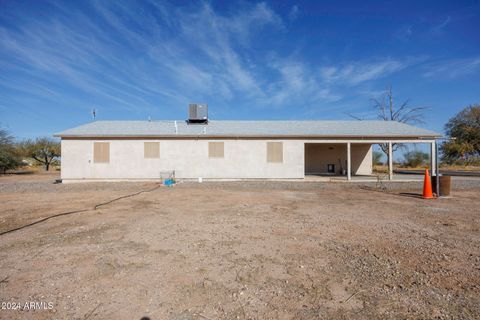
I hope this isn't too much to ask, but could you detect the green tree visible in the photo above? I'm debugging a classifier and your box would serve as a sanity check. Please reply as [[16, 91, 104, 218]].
[[19, 137, 60, 171], [441, 105, 480, 164], [0, 128, 22, 174], [403, 150, 429, 168]]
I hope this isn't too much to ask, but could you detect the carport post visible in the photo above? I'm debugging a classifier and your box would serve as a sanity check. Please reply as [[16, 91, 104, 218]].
[[347, 142, 351, 180], [431, 141, 436, 176], [388, 142, 393, 180]]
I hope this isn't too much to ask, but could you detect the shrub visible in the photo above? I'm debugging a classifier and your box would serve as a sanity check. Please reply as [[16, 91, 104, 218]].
[[403, 151, 429, 168]]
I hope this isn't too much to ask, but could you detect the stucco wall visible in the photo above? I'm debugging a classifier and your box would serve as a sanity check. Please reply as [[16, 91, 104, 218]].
[[351, 144, 373, 175], [61, 139, 305, 180], [61, 139, 372, 181], [304, 143, 372, 175]]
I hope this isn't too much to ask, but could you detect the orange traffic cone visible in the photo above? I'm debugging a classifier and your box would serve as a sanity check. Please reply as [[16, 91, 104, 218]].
[[422, 169, 434, 199]]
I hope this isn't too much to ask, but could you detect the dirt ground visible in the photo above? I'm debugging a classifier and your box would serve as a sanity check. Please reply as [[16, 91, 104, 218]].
[[0, 173, 479, 319]]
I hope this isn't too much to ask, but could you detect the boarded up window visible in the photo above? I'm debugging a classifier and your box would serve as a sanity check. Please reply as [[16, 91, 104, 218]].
[[267, 142, 283, 163], [209, 142, 224, 158], [94, 142, 110, 163], [144, 142, 160, 158]]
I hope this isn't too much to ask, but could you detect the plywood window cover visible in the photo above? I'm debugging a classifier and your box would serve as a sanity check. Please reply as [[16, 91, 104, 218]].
[[267, 142, 283, 163], [94, 142, 110, 163], [209, 142, 224, 158], [144, 142, 160, 158]]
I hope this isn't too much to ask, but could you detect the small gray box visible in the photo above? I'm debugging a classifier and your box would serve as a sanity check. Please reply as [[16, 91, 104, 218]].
[[188, 104, 208, 122]]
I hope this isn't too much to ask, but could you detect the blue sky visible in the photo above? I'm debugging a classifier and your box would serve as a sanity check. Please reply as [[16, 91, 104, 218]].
[[0, 0, 479, 139]]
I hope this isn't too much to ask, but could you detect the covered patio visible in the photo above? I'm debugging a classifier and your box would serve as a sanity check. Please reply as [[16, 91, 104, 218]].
[[304, 139, 437, 181]]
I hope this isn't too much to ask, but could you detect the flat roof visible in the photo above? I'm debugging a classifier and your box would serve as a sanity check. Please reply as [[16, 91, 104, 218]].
[[54, 120, 441, 138]]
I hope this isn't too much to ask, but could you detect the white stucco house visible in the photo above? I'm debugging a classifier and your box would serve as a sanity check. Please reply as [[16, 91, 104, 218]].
[[54, 106, 441, 183]]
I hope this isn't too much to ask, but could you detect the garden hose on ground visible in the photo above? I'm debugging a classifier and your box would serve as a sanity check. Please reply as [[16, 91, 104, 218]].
[[0, 184, 162, 237]]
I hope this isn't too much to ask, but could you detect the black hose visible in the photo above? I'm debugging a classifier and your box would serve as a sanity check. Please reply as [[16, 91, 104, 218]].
[[0, 184, 161, 237]]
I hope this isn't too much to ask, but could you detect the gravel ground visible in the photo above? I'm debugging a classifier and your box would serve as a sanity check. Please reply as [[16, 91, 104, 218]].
[[0, 173, 479, 319], [1, 172, 480, 194]]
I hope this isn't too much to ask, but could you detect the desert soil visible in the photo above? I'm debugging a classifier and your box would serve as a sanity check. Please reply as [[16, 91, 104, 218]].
[[0, 173, 479, 319]]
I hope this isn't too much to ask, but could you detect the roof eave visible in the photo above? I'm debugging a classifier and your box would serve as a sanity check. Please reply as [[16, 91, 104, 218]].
[[55, 133, 442, 139]]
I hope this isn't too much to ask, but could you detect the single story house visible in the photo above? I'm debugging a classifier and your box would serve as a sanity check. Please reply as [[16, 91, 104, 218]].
[[54, 105, 441, 183]]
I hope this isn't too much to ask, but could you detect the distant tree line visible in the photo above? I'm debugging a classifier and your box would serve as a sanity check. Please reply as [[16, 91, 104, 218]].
[[373, 149, 430, 168], [0, 128, 60, 173]]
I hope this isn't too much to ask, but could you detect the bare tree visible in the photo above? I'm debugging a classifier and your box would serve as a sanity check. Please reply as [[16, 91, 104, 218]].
[[374, 86, 428, 158], [361, 86, 428, 163], [373, 86, 427, 124], [347, 86, 428, 168]]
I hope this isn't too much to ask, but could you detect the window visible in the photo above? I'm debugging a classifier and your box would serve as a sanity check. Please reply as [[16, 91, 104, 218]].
[[267, 142, 283, 163], [93, 142, 110, 163], [209, 142, 224, 158], [144, 142, 160, 158]]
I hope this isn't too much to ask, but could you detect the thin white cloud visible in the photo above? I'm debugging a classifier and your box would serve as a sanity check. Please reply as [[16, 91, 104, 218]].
[[2, 1, 274, 111], [170, 2, 282, 98], [423, 57, 480, 78], [320, 58, 416, 85], [229, 2, 284, 35], [261, 60, 342, 107], [0, 0, 429, 118]]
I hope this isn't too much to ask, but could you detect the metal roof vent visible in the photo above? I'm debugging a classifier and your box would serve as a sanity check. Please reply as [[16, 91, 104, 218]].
[[188, 103, 208, 124]]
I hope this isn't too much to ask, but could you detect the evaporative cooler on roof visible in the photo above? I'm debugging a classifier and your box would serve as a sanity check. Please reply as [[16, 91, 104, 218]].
[[188, 104, 208, 123]]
